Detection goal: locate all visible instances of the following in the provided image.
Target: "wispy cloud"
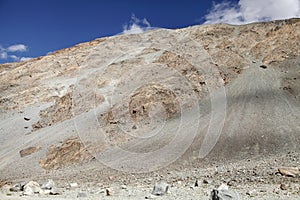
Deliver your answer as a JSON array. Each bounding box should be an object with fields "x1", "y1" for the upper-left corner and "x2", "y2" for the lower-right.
[
  {"x1": 204, "y1": 0, "x2": 300, "y2": 25},
  {"x1": 7, "y1": 44, "x2": 27, "y2": 52},
  {"x1": 9, "y1": 55, "x2": 19, "y2": 61},
  {"x1": 0, "y1": 52, "x2": 8, "y2": 59},
  {"x1": 0, "y1": 43, "x2": 32, "y2": 62},
  {"x1": 122, "y1": 14, "x2": 152, "y2": 34}
]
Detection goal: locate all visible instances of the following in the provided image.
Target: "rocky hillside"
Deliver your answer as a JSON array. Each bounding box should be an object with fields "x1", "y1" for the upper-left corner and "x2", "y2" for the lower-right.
[{"x1": 0, "y1": 18, "x2": 299, "y2": 185}]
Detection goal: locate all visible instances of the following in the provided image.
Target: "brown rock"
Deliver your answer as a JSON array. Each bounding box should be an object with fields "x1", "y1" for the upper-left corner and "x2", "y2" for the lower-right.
[
  {"x1": 0, "y1": 180, "x2": 8, "y2": 188},
  {"x1": 280, "y1": 183, "x2": 288, "y2": 190},
  {"x1": 19, "y1": 146, "x2": 42, "y2": 157},
  {"x1": 278, "y1": 167, "x2": 299, "y2": 177}
]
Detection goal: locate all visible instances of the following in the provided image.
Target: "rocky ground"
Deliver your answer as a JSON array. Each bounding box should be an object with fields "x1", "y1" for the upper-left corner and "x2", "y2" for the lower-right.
[{"x1": 1, "y1": 151, "x2": 299, "y2": 199}]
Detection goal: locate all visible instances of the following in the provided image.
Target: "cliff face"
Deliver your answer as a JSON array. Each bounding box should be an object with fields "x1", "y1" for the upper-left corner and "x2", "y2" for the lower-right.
[{"x1": 0, "y1": 19, "x2": 299, "y2": 178}]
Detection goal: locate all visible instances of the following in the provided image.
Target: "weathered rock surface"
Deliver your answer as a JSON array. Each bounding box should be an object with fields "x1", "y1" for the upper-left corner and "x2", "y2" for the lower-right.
[{"x1": 39, "y1": 137, "x2": 93, "y2": 170}]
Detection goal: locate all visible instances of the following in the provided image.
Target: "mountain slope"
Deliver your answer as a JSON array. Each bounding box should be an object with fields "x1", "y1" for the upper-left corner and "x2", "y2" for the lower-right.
[{"x1": 0, "y1": 19, "x2": 299, "y2": 183}]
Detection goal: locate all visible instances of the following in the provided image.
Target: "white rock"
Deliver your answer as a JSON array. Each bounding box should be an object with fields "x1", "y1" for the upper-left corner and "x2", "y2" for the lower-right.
[
  {"x1": 23, "y1": 181, "x2": 42, "y2": 196},
  {"x1": 41, "y1": 179, "x2": 55, "y2": 190},
  {"x1": 217, "y1": 183, "x2": 229, "y2": 191},
  {"x1": 70, "y1": 182, "x2": 78, "y2": 188},
  {"x1": 210, "y1": 184, "x2": 239, "y2": 200},
  {"x1": 152, "y1": 181, "x2": 169, "y2": 196},
  {"x1": 23, "y1": 186, "x2": 34, "y2": 196}
]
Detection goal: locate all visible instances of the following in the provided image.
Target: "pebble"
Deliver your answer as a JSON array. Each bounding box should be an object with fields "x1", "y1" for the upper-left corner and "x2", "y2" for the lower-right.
[
  {"x1": 246, "y1": 189, "x2": 257, "y2": 197},
  {"x1": 280, "y1": 183, "x2": 288, "y2": 190},
  {"x1": 194, "y1": 180, "x2": 199, "y2": 187},
  {"x1": 145, "y1": 194, "x2": 156, "y2": 199},
  {"x1": 203, "y1": 179, "x2": 213, "y2": 184}
]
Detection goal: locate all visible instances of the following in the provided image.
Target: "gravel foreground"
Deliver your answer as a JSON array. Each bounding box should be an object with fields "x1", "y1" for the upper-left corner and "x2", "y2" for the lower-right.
[{"x1": 1, "y1": 151, "x2": 299, "y2": 200}]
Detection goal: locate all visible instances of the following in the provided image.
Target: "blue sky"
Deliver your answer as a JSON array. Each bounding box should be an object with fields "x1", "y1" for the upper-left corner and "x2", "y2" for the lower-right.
[{"x1": 0, "y1": 0, "x2": 299, "y2": 63}]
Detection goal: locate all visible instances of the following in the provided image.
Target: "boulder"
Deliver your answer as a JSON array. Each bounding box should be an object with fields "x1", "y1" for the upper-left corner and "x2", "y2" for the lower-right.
[
  {"x1": 152, "y1": 181, "x2": 169, "y2": 196},
  {"x1": 41, "y1": 179, "x2": 55, "y2": 190},
  {"x1": 23, "y1": 181, "x2": 42, "y2": 196},
  {"x1": 210, "y1": 184, "x2": 239, "y2": 200}
]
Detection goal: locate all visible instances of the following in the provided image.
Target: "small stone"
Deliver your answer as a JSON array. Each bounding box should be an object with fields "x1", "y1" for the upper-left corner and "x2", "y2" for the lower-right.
[
  {"x1": 19, "y1": 146, "x2": 41, "y2": 157},
  {"x1": 145, "y1": 194, "x2": 156, "y2": 199},
  {"x1": 121, "y1": 185, "x2": 127, "y2": 189},
  {"x1": 194, "y1": 180, "x2": 199, "y2": 187},
  {"x1": 278, "y1": 167, "x2": 299, "y2": 177},
  {"x1": 246, "y1": 189, "x2": 257, "y2": 197},
  {"x1": 77, "y1": 192, "x2": 87, "y2": 198},
  {"x1": 280, "y1": 183, "x2": 288, "y2": 190},
  {"x1": 259, "y1": 65, "x2": 267, "y2": 69},
  {"x1": 49, "y1": 187, "x2": 61, "y2": 195},
  {"x1": 203, "y1": 179, "x2": 212, "y2": 184},
  {"x1": 41, "y1": 179, "x2": 55, "y2": 190},
  {"x1": 210, "y1": 184, "x2": 239, "y2": 200},
  {"x1": 106, "y1": 188, "x2": 112, "y2": 196},
  {"x1": 70, "y1": 182, "x2": 78, "y2": 188},
  {"x1": 152, "y1": 181, "x2": 169, "y2": 196},
  {"x1": 24, "y1": 117, "x2": 30, "y2": 121},
  {"x1": 227, "y1": 180, "x2": 236, "y2": 186}
]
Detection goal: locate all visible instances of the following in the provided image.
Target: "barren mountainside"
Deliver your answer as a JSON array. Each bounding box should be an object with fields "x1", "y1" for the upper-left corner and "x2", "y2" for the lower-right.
[{"x1": 0, "y1": 18, "x2": 299, "y2": 199}]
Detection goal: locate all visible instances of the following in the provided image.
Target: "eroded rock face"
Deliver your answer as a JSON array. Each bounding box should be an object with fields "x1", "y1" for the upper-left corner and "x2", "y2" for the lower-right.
[
  {"x1": 105, "y1": 84, "x2": 180, "y2": 124},
  {"x1": 39, "y1": 137, "x2": 93, "y2": 170},
  {"x1": 32, "y1": 93, "x2": 73, "y2": 130}
]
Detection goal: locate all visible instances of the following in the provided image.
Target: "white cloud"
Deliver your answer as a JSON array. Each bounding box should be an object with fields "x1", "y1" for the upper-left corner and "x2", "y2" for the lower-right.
[
  {"x1": 122, "y1": 14, "x2": 152, "y2": 34},
  {"x1": 0, "y1": 43, "x2": 33, "y2": 62},
  {"x1": 0, "y1": 52, "x2": 7, "y2": 59},
  {"x1": 9, "y1": 55, "x2": 19, "y2": 61},
  {"x1": 7, "y1": 44, "x2": 27, "y2": 52},
  {"x1": 20, "y1": 57, "x2": 33, "y2": 62},
  {"x1": 204, "y1": 0, "x2": 300, "y2": 24}
]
